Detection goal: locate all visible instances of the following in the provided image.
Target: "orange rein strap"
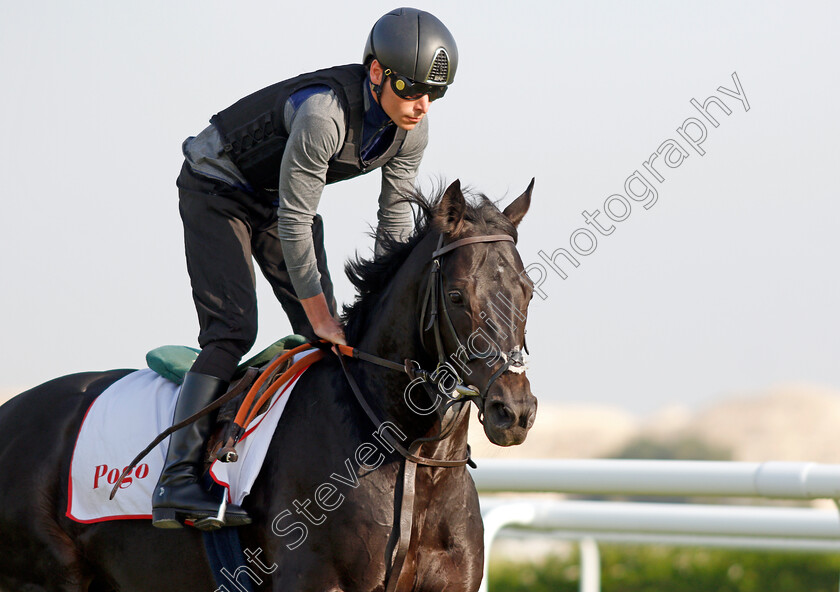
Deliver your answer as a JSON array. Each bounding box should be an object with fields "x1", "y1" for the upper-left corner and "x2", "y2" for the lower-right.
[
  {"x1": 232, "y1": 342, "x2": 400, "y2": 436},
  {"x1": 241, "y1": 350, "x2": 324, "y2": 428},
  {"x1": 215, "y1": 343, "x2": 324, "y2": 463},
  {"x1": 233, "y1": 343, "x2": 323, "y2": 430}
]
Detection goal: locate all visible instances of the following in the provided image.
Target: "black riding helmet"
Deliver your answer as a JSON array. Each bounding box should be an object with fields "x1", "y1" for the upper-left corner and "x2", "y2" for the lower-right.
[{"x1": 363, "y1": 7, "x2": 458, "y2": 101}]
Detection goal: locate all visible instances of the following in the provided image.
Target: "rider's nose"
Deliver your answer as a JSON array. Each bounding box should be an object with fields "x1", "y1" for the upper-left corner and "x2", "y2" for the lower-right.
[{"x1": 415, "y1": 95, "x2": 431, "y2": 114}]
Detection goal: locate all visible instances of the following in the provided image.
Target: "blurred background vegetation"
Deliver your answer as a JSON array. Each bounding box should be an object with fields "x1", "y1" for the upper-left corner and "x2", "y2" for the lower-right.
[
  {"x1": 487, "y1": 434, "x2": 840, "y2": 590},
  {"x1": 608, "y1": 435, "x2": 732, "y2": 462},
  {"x1": 489, "y1": 546, "x2": 840, "y2": 592}
]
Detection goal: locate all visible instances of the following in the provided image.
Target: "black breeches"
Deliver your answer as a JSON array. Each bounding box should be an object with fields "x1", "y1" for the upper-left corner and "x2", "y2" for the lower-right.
[{"x1": 176, "y1": 162, "x2": 337, "y2": 380}]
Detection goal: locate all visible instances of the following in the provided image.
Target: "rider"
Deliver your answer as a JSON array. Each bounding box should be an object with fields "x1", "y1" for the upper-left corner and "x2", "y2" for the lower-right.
[{"x1": 152, "y1": 8, "x2": 458, "y2": 529}]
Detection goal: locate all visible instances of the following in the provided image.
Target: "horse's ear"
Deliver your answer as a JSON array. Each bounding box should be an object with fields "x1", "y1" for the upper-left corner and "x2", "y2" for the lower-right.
[
  {"x1": 434, "y1": 179, "x2": 467, "y2": 236},
  {"x1": 503, "y1": 178, "x2": 534, "y2": 228}
]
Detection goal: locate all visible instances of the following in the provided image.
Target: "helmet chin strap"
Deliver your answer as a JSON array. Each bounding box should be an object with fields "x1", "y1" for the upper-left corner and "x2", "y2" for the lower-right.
[
  {"x1": 372, "y1": 81, "x2": 383, "y2": 102},
  {"x1": 370, "y1": 73, "x2": 384, "y2": 102}
]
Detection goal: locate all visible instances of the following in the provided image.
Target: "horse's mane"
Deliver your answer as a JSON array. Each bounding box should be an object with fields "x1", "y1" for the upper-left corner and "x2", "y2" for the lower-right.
[{"x1": 342, "y1": 185, "x2": 517, "y2": 343}]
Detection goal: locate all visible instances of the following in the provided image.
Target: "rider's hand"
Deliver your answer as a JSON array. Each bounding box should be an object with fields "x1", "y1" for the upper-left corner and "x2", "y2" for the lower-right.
[
  {"x1": 313, "y1": 316, "x2": 347, "y2": 346},
  {"x1": 300, "y1": 293, "x2": 347, "y2": 346}
]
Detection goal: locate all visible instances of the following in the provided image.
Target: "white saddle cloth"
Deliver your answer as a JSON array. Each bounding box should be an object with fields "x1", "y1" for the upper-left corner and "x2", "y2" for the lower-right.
[{"x1": 67, "y1": 354, "x2": 311, "y2": 523}]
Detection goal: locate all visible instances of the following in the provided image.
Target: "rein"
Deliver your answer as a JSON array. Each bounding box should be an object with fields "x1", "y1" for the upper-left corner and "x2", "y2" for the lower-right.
[
  {"x1": 331, "y1": 231, "x2": 525, "y2": 592},
  {"x1": 331, "y1": 231, "x2": 524, "y2": 465},
  {"x1": 107, "y1": 367, "x2": 259, "y2": 501},
  {"x1": 332, "y1": 346, "x2": 472, "y2": 468},
  {"x1": 111, "y1": 231, "x2": 525, "y2": 592},
  {"x1": 109, "y1": 343, "x2": 324, "y2": 500}
]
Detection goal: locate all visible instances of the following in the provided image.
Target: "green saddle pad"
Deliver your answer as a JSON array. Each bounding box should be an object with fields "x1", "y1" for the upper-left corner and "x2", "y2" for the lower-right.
[{"x1": 146, "y1": 335, "x2": 309, "y2": 385}]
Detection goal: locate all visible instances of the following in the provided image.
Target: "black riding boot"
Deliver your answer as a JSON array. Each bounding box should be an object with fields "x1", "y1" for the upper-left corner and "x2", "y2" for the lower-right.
[{"x1": 152, "y1": 372, "x2": 251, "y2": 530}]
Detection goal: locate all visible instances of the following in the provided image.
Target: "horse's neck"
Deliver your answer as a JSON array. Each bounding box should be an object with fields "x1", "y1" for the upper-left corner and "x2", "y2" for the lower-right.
[
  {"x1": 352, "y1": 233, "x2": 446, "y2": 442},
  {"x1": 416, "y1": 403, "x2": 472, "y2": 463},
  {"x1": 357, "y1": 232, "x2": 434, "y2": 364}
]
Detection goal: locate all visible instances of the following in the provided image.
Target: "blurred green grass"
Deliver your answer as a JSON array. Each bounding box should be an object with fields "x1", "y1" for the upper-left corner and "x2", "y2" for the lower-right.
[{"x1": 489, "y1": 546, "x2": 840, "y2": 592}]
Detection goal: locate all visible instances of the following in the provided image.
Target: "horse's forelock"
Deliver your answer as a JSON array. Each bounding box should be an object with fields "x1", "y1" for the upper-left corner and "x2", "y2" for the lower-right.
[
  {"x1": 465, "y1": 195, "x2": 519, "y2": 242},
  {"x1": 342, "y1": 186, "x2": 515, "y2": 342}
]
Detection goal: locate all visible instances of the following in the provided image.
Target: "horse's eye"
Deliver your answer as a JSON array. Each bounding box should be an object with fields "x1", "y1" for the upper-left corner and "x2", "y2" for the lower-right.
[{"x1": 448, "y1": 291, "x2": 464, "y2": 305}]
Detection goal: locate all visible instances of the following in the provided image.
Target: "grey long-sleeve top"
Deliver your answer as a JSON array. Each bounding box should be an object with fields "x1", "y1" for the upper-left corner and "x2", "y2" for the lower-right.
[{"x1": 183, "y1": 85, "x2": 428, "y2": 299}]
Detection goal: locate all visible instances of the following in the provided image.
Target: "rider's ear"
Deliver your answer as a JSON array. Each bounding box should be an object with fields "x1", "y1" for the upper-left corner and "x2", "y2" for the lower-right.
[
  {"x1": 502, "y1": 178, "x2": 534, "y2": 228},
  {"x1": 369, "y1": 59, "x2": 384, "y2": 85},
  {"x1": 434, "y1": 179, "x2": 467, "y2": 236}
]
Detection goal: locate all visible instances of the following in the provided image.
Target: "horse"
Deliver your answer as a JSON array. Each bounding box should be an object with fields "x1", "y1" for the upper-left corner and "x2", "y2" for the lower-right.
[{"x1": 0, "y1": 179, "x2": 537, "y2": 592}]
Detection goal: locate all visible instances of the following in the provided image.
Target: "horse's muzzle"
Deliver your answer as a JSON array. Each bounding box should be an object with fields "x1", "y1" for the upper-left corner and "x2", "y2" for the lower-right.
[{"x1": 481, "y1": 375, "x2": 537, "y2": 446}]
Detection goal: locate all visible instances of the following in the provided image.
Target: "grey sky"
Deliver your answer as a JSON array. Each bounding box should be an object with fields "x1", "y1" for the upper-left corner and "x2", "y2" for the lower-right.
[{"x1": 1, "y1": 1, "x2": 837, "y2": 414}]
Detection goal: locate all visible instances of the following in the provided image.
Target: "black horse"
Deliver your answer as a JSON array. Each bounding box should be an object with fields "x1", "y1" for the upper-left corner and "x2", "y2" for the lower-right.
[{"x1": 0, "y1": 180, "x2": 537, "y2": 591}]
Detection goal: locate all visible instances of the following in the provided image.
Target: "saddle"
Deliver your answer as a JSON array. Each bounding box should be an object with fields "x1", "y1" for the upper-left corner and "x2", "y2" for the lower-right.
[
  {"x1": 145, "y1": 335, "x2": 308, "y2": 386},
  {"x1": 110, "y1": 335, "x2": 315, "y2": 494}
]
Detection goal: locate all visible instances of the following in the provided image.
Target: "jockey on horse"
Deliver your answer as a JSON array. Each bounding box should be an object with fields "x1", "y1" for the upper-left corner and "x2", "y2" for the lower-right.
[{"x1": 155, "y1": 8, "x2": 459, "y2": 529}]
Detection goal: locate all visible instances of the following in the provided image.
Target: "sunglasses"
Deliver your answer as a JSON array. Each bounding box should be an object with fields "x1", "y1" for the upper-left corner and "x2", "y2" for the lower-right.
[{"x1": 383, "y1": 68, "x2": 448, "y2": 101}]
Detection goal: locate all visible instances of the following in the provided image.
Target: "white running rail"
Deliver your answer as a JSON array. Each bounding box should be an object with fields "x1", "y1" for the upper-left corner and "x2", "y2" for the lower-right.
[
  {"x1": 470, "y1": 460, "x2": 840, "y2": 592},
  {"x1": 471, "y1": 459, "x2": 840, "y2": 499}
]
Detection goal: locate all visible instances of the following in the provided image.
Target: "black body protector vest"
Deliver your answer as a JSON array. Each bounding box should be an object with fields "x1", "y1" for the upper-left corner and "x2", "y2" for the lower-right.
[{"x1": 210, "y1": 64, "x2": 407, "y2": 194}]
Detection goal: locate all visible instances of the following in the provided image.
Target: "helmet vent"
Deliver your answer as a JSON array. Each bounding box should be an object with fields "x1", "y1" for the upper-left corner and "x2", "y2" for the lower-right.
[{"x1": 426, "y1": 48, "x2": 450, "y2": 84}]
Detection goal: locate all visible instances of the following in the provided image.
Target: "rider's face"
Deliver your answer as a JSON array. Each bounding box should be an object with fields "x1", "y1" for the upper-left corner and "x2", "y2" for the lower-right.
[{"x1": 369, "y1": 60, "x2": 432, "y2": 131}]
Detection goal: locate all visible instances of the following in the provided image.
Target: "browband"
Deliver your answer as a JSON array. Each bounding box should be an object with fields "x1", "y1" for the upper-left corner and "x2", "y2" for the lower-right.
[{"x1": 431, "y1": 234, "x2": 514, "y2": 259}]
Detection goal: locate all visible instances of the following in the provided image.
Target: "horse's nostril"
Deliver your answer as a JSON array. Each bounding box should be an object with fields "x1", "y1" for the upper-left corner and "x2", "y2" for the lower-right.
[
  {"x1": 488, "y1": 400, "x2": 515, "y2": 429},
  {"x1": 518, "y1": 407, "x2": 534, "y2": 429}
]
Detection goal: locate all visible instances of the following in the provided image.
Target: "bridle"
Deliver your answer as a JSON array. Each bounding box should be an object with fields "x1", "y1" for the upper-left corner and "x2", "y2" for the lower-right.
[
  {"x1": 335, "y1": 230, "x2": 528, "y2": 458},
  {"x1": 332, "y1": 230, "x2": 529, "y2": 592},
  {"x1": 417, "y1": 233, "x2": 527, "y2": 420},
  {"x1": 113, "y1": 230, "x2": 530, "y2": 590}
]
